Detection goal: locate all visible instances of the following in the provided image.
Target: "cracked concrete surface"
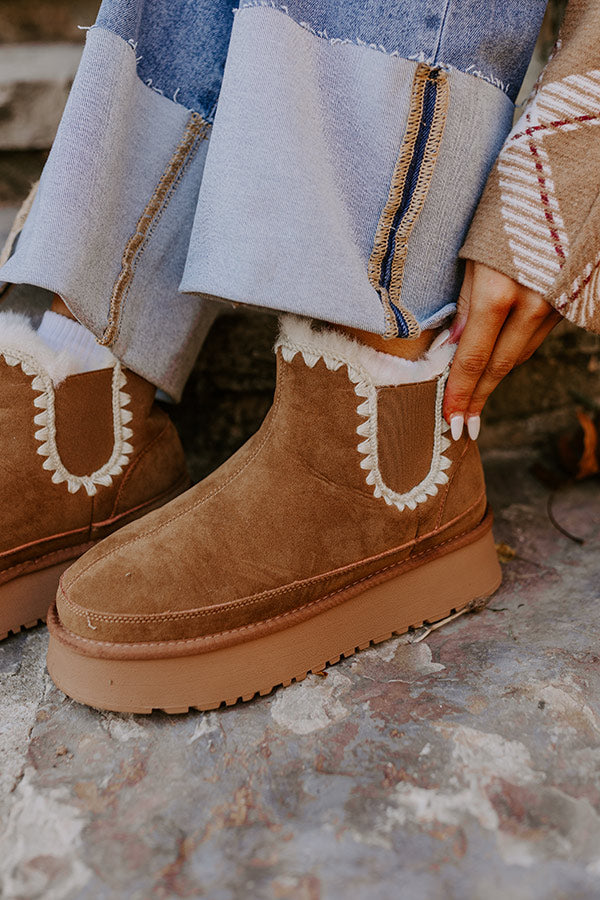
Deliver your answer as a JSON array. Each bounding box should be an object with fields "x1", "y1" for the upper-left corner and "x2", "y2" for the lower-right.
[{"x1": 1, "y1": 447, "x2": 600, "y2": 899}]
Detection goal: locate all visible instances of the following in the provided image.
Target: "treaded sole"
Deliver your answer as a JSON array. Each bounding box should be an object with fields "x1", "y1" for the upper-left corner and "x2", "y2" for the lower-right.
[
  {"x1": 0, "y1": 561, "x2": 73, "y2": 641},
  {"x1": 46, "y1": 522, "x2": 502, "y2": 714}
]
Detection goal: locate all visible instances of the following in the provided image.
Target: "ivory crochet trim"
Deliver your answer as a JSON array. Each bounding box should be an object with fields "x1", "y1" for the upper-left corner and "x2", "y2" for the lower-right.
[
  {"x1": 276, "y1": 316, "x2": 453, "y2": 512},
  {"x1": 0, "y1": 316, "x2": 133, "y2": 497}
]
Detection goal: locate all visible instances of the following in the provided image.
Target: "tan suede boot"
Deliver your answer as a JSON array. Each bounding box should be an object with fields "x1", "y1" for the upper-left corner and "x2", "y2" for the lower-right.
[
  {"x1": 0, "y1": 312, "x2": 190, "y2": 639},
  {"x1": 47, "y1": 316, "x2": 501, "y2": 713}
]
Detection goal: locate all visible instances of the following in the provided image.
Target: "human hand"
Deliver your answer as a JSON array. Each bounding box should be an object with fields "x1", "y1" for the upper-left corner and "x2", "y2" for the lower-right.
[{"x1": 443, "y1": 260, "x2": 562, "y2": 440}]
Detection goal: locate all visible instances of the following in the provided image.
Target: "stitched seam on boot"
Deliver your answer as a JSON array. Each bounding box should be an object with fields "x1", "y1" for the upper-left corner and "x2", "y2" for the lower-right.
[
  {"x1": 2, "y1": 543, "x2": 96, "y2": 584},
  {"x1": 108, "y1": 421, "x2": 171, "y2": 518},
  {"x1": 60, "y1": 489, "x2": 486, "y2": 626},
  {"x1": 62, "y1": 361, "x2": 287, "y2": 590},
  {"x1": 368, "y1": 63, "x2": 450, "y2": 338},
  {"x1": 58, "y1": 500, "x2": 489, "y2": 638},
  {"x1": 433, "y1": 438, "x2": 471, "y2": 531},
  {"x1": 93, "y1": 472, "x2": 190, "y2": 530},
  {"x1": 1, "y1": 530, "x2": 91, "y2": 567},
  {"x1": 99, "y1": 112, "x2": 210, "y2": 347}
]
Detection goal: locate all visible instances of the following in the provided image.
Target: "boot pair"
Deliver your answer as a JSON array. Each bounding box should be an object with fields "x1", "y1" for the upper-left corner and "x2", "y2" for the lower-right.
[{"x1": 1, "y1": 312, "x2": 500, "y2": 712}]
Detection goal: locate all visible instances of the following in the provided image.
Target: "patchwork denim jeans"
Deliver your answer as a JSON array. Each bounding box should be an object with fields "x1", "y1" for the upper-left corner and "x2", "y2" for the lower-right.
[{"x1": 0, "y1": 0, "x2": 548, "y2": 398}]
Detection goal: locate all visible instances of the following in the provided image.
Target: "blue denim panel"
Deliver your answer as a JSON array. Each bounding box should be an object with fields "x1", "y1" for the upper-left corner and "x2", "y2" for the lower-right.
[
  {"x1": 401, "y1": 67, "x2": 515, "y2": 331},
  {"x1": 95, "y1": 0, "x2": 235, "y2": 118},
  {"x1": 435, "y1": 0, "x2": 549, "y2": 98},
  {"x1": 239, "y1": 0, "x2": 548, "y2": 101}
]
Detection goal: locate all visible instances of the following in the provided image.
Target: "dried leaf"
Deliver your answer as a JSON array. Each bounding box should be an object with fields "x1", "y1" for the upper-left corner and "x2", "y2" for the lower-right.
[
  {"x1": 496, "y1": 542, "x2": 516, "y2": 564},
  {"x1": 496, "y1": 542, "x2": 516, "y2": 563},
  {"x1": 575, "y1": 409, "x2": 599, "y2": 480}
]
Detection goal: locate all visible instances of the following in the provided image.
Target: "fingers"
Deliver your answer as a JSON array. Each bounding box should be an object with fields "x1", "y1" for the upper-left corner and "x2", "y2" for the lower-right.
[
  {"x1": 443, "y1": 262, "x2": 561, "y2": 438},
  {"x1": 515, "y1": 309, "x2": 562, "y2": 365},
  {"x1": 465, "y1": 303, "x2": 554, "y2": 415},
  {"x1": 443, "y1": 265, "x2": 513, "y2": 421},
  {"x1": 450, "y1": 260, "x2": 474, "y2": 343}
]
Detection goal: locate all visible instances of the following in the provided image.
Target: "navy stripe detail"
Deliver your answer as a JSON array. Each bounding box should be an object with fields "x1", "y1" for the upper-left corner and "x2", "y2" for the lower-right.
[
  {"x1": 378, "y1": 69, "x2": 442, "y2": 336},
  {"x1": 390, "y1": 302, "x2": 411, "y2": 337},
  {"x1": 379, "y1": 70, "x2": 440, "y2": 292}
]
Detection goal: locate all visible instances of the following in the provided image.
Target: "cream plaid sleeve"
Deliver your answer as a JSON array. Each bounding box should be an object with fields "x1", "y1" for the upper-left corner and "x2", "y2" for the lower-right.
[{"x1": 460, "y1": 0, "x2": 600, "y2": 333}]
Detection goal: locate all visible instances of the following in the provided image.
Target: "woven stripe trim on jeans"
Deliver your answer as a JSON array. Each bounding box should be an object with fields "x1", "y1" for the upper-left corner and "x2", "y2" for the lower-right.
[
  {"x1": 99, "y1": 111, "x2": 211, "y2": 347},
  {"x1": 368, "y1": 63, "x2": 450, "y2": 339}
]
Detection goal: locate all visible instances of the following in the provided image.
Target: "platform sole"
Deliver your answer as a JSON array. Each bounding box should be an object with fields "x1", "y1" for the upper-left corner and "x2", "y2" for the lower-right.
[
  {"x1": 0, "y1": 560, "x2": 76, "y2": 640},
  {"x1": 46, "y1": 521, "x2": 502, "y2": 714}
]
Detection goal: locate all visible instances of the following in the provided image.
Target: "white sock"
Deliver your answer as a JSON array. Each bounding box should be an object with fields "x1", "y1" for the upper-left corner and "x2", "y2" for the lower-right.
[{"x1": 37, "y1": 311, "x2": 114, "y2": 374}]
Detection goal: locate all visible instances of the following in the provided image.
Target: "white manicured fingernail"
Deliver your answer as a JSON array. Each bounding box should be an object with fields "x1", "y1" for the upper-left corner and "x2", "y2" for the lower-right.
[
  {"x1": 467, "y1": 415, "x2": 481, "y2": 441},
  {"x1": 450, "y1": 415, "x2": 464, "y2": 441},
  {"x1": 429, "y1": 329, "x2": 451, "y2": 352}
]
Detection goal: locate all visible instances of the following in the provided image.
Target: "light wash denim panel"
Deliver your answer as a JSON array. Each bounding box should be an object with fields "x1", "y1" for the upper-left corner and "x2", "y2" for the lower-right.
[
  {"x1": 0, "y1": 27, "x2": 221, "y2": 399},
  {"x1": 0, "y1": 0, "x2": 548, "y2": 398},
  {"x1": 181, "y1": 6, "x2": 518, "y2": 337}
]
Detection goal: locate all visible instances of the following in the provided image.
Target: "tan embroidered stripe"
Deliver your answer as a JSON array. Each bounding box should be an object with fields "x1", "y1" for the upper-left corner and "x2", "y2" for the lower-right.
[
  {"x1": 368, "y1": 63, "x2": 450, "y2": 339},
  {"x1": 99, "y1": 112, "x2": 211, "y2": 347},
  {"x1": 389, "y1": 68, "x2": 449, "y2": 310}
]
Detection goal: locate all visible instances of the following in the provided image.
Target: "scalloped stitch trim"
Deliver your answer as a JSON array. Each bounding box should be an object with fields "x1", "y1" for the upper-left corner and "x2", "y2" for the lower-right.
[
  {"x1": 276, "y1": 327, "x2": 452, "y2": 513},
  {"x1": 0, "y1": 347, "x2": 133, "y2": 497}
]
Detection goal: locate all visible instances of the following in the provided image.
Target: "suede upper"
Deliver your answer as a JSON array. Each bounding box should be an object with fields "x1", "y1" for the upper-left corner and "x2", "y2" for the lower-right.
[
  {"x1": 57, "y1": 327, "x2": 487, "y2": 647},
  {"x1": 0, "y1": 352, "x2": 189, "y2": 584}
]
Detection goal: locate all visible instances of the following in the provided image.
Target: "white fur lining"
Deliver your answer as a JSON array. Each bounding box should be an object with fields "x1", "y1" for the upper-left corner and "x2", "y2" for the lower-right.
[
  {"x1": 0, "y1": 311, "x2": 133, "y2": 496},
  {"x1": 0, "y1": 311, "x2": 112, "y2": 386},
  {"x1": 275, "y1": 316, "x2": 453, "y2": 513},
  {"x1": 276, "y1": 315, "x2": 455, "y2": 385}
]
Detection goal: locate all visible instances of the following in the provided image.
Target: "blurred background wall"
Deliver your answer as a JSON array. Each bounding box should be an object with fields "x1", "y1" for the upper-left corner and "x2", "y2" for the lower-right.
[
  {"x1": 0, "y1": 0, "x2": 596, "y2": 478},
  {"x1": 0, "y1": 1, "x2": 99, "y2": 208}
]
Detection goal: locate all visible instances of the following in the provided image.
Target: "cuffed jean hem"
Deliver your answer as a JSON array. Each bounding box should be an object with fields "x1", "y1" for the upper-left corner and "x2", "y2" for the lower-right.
[
  {"x1": 0, "y1": 1, "x2": 539, "y2": 398},
  {"x1": 0, "y1": 27, "x2": 221, "y2": 401},
  {"x1": 180, "y1": 6, "x2": 514, "y2": 340}
]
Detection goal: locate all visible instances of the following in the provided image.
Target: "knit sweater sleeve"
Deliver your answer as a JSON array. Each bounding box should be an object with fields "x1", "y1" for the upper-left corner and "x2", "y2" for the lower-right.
[{"x1": 460, "y1": 0, "x2": 600, "y2": 333}]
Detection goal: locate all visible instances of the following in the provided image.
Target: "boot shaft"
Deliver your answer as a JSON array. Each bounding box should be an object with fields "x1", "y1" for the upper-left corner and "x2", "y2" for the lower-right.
[
  {"x1": 274, "y1": 316, "x2": 486, "y2": 529},
  {"x1": 0, "y1": 312, "x2": 188, "y2": 569}
]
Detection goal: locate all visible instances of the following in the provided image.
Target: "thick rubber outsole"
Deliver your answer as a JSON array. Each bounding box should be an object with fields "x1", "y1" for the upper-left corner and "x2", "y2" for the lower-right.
[
  {"x1": 0, "y1": 560, "x2": 75, "y2": 641},
  {"x1": 46, "y1": 521, "x2": 502, "y2": 714}
]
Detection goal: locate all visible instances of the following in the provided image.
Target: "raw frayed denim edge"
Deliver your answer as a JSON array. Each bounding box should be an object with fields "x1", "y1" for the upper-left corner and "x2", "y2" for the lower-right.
[{"x1": 234, "y1": 2, "x2": 513, "y2": 97}]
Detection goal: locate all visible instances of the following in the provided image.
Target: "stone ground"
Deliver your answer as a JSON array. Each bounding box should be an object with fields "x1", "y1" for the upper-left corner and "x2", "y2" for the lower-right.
[{"x1": 1, "y1": 429, "x2": 600, "y2": 900}]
